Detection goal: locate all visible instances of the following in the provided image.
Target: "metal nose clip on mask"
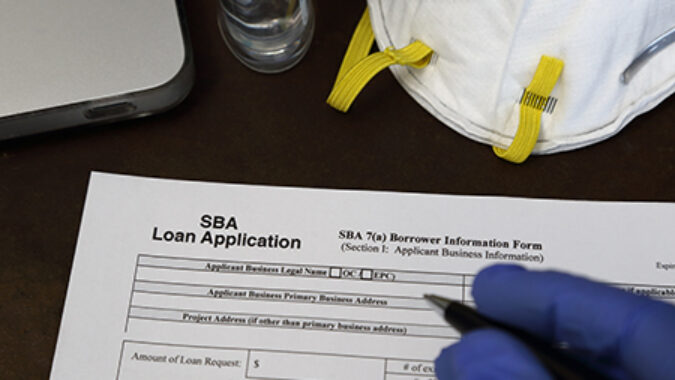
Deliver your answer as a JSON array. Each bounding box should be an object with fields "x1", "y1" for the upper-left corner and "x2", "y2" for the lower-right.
[
  {"x1": 622, "y1": 26, "x2": 675, "y2": 84},
  {"x1": 328, "y1": 1, "x2": 675, "y2": 163}
]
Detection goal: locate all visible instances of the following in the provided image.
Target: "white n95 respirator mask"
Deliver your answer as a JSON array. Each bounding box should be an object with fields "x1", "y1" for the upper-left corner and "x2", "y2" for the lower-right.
[{"x1": 327, "y1": 1, "x2": 675, "y2": 163}]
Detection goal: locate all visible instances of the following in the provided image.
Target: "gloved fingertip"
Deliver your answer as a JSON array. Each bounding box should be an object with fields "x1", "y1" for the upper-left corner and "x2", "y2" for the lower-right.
[
  {"x1": 473, "y1": 264, "x2": 526, "y2": 302},
  {"x1": 477, "y1": 264, "x2": 526, "y2": 280},
  {"x1": 434, "y1": 345, "x2": 456, "y2": 380}
]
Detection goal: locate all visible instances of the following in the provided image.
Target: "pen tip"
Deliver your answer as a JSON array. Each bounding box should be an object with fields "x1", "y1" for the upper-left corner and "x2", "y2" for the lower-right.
[{"x1": 424, "y1": 294, "x2": 451, "y2": 310}]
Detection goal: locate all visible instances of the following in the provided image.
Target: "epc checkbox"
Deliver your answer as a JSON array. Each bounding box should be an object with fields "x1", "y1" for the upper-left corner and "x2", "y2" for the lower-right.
[{"x1": 361, "y1": 269, "x2": 373, "y2": 280}]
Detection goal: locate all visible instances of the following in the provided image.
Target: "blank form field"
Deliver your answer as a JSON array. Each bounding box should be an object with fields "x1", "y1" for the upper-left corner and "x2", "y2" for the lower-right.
[{"x1": 247, "y1": 351, "x2": 384, "y2": 380}]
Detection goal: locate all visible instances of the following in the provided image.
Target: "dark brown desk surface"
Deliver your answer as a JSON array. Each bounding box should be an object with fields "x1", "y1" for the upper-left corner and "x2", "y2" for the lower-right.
[{"x1": 0, "y1": 1, "x2": 673, "y2": 378}]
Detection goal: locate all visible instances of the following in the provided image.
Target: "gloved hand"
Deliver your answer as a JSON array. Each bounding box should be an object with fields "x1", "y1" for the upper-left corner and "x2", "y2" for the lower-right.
[{"x1": 435, "y1": 264, "x2": 675, "y2": 380}]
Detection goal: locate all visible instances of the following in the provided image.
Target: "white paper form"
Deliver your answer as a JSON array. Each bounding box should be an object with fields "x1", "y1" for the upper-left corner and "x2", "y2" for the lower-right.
[{"x1": 50, "y1": 172, "x2": 675, "y2": 380}]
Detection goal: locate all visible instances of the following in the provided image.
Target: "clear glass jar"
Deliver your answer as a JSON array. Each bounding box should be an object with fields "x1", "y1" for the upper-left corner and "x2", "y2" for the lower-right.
[{"x1": 218, "y1": 0, "x2": 315, "y2": 73}]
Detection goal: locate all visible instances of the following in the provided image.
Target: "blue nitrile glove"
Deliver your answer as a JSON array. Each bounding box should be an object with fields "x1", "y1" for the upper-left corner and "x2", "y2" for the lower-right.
[{"x1": 435, "y1": 264, "x2": 675, "y2": 380}]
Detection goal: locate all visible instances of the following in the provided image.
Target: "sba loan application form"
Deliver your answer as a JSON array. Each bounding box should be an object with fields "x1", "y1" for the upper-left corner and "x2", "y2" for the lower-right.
[{"x1": 50, "y1": 173, "x2": 675, "y2": 380}]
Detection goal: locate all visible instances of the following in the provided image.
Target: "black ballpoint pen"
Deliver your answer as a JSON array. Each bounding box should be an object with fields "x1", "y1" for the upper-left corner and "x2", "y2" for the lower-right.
[{"x1": 424, "y1": 294, "x2": 613, "y2": 380}]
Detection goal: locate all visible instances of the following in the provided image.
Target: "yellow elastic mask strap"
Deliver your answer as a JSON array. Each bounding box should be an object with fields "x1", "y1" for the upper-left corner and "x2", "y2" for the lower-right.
[
  {"x1": 493, "y1": 56, "x2": 564, "y2": 164},
  {"x1": 327, "y1": 9, "x2": 434, "y2": 113}
]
